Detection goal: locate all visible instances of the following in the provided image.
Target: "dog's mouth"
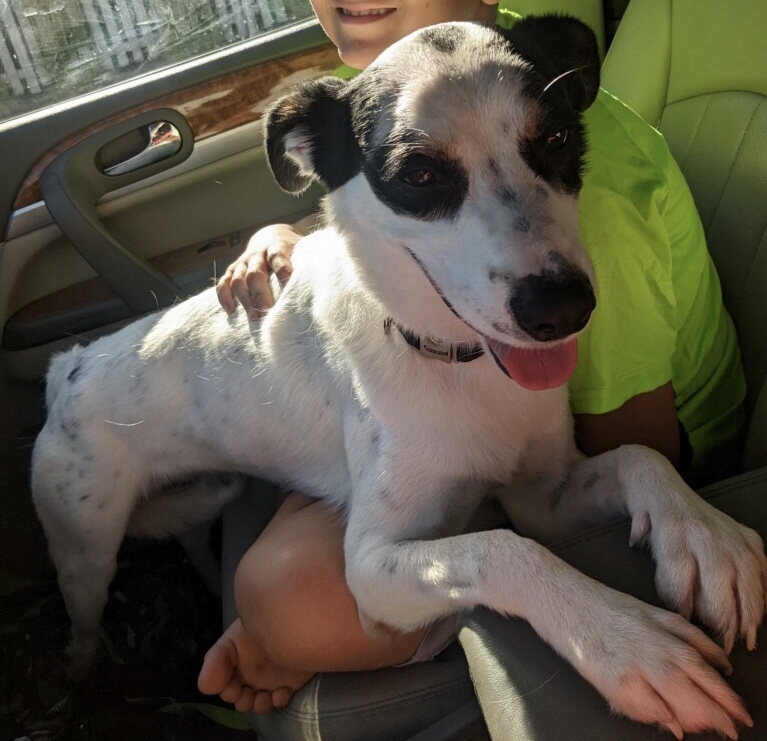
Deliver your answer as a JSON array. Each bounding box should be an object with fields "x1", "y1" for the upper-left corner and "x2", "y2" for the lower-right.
[
  {"x1": 401, "y1": 246, "x2": 580, "y2": 391},
  {"x1": 484, "y1": 336, "x2": 578, "y2": 391}
]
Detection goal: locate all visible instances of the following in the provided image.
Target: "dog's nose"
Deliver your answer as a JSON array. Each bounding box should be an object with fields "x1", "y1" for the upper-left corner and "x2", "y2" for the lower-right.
[{"x1": 510, "y1": 272, "x2": 596, "y2": 342}]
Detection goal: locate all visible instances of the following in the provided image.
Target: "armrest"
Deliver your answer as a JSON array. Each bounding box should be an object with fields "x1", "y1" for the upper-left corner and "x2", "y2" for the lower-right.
[{"x1": 458, "y1": 468, "x2": 767, "y2": 740}]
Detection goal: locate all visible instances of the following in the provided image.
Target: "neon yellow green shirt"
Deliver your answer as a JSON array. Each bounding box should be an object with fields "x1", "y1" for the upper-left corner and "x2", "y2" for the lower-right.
[{"x1": 337, "y1": 8, "x2": 746, "y2": 478}]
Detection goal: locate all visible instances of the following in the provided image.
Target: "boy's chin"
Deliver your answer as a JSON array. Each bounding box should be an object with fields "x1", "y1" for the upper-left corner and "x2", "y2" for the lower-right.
[{"x1": 338, "y1": 44, "x2": 385, "y2": 70}]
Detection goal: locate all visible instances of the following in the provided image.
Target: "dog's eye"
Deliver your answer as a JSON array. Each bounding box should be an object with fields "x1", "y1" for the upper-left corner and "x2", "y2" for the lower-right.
[
  {"x1": 403, "y1": 168, "x2": 437, "y2": 187},
  {"x1": 544, "y1": 127, "x2": 569, "y2": 150}
]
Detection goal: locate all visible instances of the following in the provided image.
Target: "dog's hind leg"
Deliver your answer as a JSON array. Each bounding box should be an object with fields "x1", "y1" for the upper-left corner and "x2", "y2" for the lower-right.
[
  {"x1": 31, "y1": 426, "x2": 147, "y2": 674},
  {"x1": 128, "y1": 473, "x2": 246, "y2": 595}
]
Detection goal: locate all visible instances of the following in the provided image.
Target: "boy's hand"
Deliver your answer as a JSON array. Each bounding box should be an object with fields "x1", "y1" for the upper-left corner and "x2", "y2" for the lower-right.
[{"x1": 217, "y1": 224, "x2": 301, "y2": 319}]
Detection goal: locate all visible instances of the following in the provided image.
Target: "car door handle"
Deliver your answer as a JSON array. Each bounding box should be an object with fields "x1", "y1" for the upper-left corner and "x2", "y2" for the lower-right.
[
  {"x1": 41, "y1": 109, "x2": 194, "y2": 315},
  {"x1": 103, "y1": 121, "x2": 183, "y2": 176}
]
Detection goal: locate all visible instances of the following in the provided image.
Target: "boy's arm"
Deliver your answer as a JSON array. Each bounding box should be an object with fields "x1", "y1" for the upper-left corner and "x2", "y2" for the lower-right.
[{"x1": 574, "y1": 381, "x2": 681, "y2": 468}]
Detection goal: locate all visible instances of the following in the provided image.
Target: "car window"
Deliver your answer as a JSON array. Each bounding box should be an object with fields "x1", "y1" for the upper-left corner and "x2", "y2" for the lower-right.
[{"x1": 0, "y1": 0, "x2": 314, "y2": 123}]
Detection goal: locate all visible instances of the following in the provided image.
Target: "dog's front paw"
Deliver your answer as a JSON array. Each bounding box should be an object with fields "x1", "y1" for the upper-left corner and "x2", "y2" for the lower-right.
[
  {"x1": 634, "y1": 502, "x2": 767, "y2": 653},
  {"x1": 577, "y1": 596, "x2": 751, "y2": 739}
]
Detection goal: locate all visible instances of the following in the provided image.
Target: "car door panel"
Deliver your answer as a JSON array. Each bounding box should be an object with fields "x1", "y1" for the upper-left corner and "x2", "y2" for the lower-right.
[{"x1": 0, "y1": 19, "x2": 336, "y2": 579}]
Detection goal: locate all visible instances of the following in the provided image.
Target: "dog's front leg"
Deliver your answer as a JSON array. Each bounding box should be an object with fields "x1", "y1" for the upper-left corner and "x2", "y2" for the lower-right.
[
  {"x1": 344, "y1": 477, "x2": 750, "y2": 738},
  {"x1": 502, "y1": 446, "x2": 767, "y2": 654}
]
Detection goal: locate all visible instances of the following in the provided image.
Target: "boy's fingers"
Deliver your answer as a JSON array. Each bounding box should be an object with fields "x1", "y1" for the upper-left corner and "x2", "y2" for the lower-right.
[
  {"x1": 270, "y1": 254, "x2": 294, "y2": 286},
  {"x1": 246, "y1": 268, "x2": 274, "y2": 314},
  {"x1": 267, "y1": 241, "x2": 297, "y2": 286},
  {"x1": 229, "y1": 261, "x2": 254, "y2": 312},
  {"x1": 215, "y1": 278, "x2": 236, "y2": 314}
]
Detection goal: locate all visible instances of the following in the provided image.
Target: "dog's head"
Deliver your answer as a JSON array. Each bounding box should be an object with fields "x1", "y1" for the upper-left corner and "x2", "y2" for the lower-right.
[{"x1": 265, "y1": 15, "x2": 600, "y2": 390}]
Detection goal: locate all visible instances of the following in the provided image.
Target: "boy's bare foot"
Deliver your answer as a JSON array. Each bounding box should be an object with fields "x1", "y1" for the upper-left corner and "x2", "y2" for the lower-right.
[{"x1": 198, "y1": 618, "x2": 314, "y2": 714}]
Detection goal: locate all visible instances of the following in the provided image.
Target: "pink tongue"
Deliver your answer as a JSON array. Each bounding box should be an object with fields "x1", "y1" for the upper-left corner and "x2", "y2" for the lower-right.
[{"x1": 487, "y1": 338, "x2": 578, "y2": 391}]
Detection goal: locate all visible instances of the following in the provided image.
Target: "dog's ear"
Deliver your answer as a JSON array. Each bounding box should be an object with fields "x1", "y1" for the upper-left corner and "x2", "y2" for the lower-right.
[
  {"x1": 264, "y1": 76, "x2": 360, "y2": 194},
  {"x1": 501, "y1": 15, "x2": 600, "y2": 112}
]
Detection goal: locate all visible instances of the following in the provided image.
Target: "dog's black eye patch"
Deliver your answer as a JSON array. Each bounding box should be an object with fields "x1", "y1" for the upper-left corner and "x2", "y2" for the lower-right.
[
  {"x1": 520, "y1": 118, "x2": 586, "y2": 193},
  {"x1": 365, "y1": 149, "x2": 469, "y2": 221}
]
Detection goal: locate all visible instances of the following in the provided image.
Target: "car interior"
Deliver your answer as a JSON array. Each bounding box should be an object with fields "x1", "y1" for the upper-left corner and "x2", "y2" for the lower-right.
[{"x1": 1, "y1": 0, "x2": 765, "y2": 738}]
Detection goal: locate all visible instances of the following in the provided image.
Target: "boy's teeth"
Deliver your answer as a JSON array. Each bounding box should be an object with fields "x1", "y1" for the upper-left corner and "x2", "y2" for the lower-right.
[{"x1": 342, "y1": 8, "x2": 390, "y2": 16}]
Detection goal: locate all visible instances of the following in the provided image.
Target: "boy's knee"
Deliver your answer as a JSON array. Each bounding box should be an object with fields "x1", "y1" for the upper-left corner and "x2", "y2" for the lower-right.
[{"x1": 233, "y1": 534, "x2": 341, "y2": 659}]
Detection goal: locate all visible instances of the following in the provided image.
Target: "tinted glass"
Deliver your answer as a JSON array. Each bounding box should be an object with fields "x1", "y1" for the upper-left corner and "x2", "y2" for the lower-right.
[{"x1": 0, "y1": 0, "x2": 314, "y2": 123}]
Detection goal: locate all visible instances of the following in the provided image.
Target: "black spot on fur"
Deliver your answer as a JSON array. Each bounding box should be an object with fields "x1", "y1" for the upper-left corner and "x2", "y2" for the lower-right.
[
  {"x1": 419, "y1": 25, "x2": 460, "y2": 54},
  {"x1": 487, "y1": 158, "x2": 500, "y2": 177},
  {"x1": 489, "y1": 270, "x2": 511, "y2": 283},
  {"x1": 513, "y1": 214, "x2": 531, "y2": 232},
  {"x1": 67, "y1": 358, "x2": 83, "y2": 383},
  {"x1": 79, "y1": 494, "x2": 89, "y2": 502},
  {"x1": 383, "y1": 555, "x2": 398, "y2": 575},
  {"x1": 499, "y1": 187, "x2": 519, "y2": 207},
  {"x1": 60, "y1": 418, "x2": 79, "y2": 443}
]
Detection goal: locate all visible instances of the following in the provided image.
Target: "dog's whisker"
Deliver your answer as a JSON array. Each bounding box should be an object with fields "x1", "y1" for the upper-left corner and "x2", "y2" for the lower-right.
[
  {"x1": 103, "y1": 419, "x2": 145, "y2": 427},
  {"x1": 538, "y1": 64, "x2": 595, "y2": 101}
]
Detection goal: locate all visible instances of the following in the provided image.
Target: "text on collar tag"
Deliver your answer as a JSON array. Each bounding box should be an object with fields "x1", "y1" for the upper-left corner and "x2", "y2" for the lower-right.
[{"x1": 419, "y1": 336, "x2": 453, "y2": 363}]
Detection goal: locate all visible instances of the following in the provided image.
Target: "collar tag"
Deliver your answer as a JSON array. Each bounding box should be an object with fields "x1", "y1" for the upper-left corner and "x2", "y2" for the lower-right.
[{"x1": 419, "y1": 336, "x2": 453, "y2": 363}]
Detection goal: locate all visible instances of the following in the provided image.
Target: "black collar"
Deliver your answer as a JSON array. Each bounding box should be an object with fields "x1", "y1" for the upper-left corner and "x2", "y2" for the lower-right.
[{"x1": 384, "y1": 318, "x2": 484, "y2": 364}]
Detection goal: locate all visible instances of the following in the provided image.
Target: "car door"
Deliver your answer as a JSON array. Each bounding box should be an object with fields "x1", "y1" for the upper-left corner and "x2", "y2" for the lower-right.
[{"x1": 0, "y1": 0, "x2": 339, "y2": 582}]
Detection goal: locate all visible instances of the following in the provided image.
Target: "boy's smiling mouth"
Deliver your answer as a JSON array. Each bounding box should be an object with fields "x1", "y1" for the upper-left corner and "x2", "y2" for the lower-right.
[{"x1": 338, "y1": 6, "x2": 396, "y2": 22}]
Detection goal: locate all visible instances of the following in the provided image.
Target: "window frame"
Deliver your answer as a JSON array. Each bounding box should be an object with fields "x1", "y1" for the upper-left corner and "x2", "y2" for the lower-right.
[{"x1": 0, "y1": 18, "x2": 329, "y2": 238}]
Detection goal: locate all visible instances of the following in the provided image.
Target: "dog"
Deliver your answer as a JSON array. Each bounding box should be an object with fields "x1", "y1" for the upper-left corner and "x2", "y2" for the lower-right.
[{"x1": 32, "y1": 16, "x2": 766, "y2": 737}]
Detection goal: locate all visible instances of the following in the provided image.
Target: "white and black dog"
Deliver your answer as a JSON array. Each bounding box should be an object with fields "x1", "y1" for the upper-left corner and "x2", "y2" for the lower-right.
[{"x1": 32, "y1": 16, "x2": 765, "y2": 737}]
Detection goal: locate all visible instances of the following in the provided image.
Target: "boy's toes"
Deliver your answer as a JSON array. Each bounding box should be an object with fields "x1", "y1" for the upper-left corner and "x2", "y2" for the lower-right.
[
  {"x1": 198, "y1": 638, "x2": 237, "y2": 695},
  {"x1": 220, "y1": 678, "x2": 244, "y2": 705},
  {"x1": 272, "y1": 686, "x2": 295, "y2": 708},
  {"x1": 234, "y1": 686, "x2": 256, "y2": 712},
  {"x1": 253, "y1": 690, "x2": 275, "y2": 714}
]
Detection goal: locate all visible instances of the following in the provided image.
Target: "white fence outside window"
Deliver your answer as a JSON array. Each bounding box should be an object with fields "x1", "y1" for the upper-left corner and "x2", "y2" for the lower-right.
[{"x1": 0, "y1": 0, "x2": 313, "y2": 122}]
